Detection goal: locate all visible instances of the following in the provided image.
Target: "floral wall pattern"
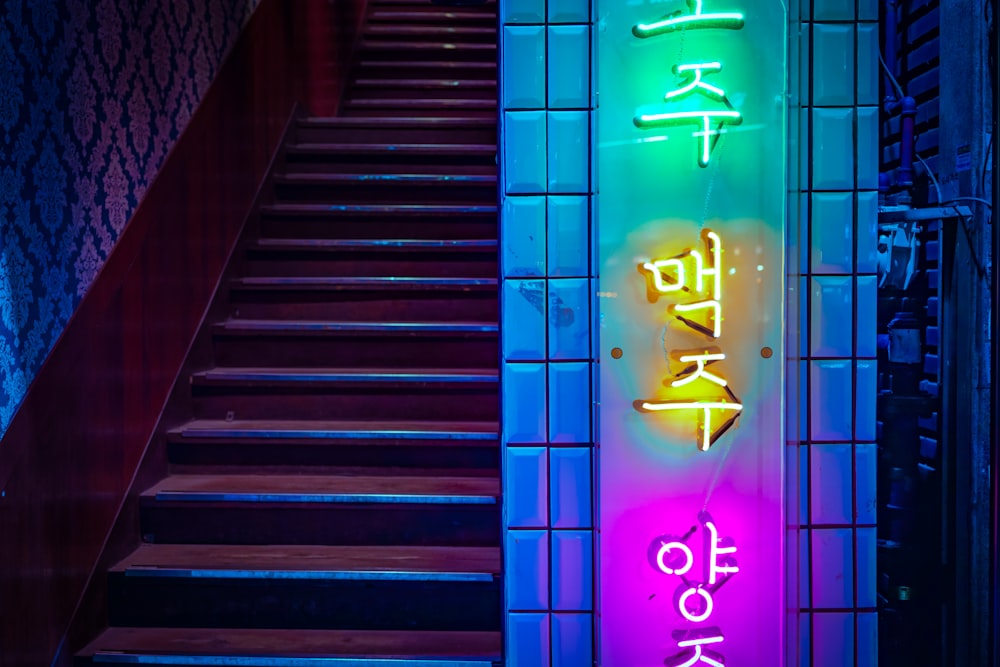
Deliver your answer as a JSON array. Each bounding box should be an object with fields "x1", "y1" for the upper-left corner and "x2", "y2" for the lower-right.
[{"x1": 0, "y1": 0, "x2": 259, "y2": 433}]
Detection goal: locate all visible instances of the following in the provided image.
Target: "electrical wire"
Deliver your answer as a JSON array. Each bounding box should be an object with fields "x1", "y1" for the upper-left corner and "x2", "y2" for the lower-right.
[
  {"x1": 916, "y1": 152, "x2": 944, "y2": 205},
  {"x1": 879, "y1": 49, "x2": 905, "y2": 100},
  {"x1": 944, "y1": 197, "x2": 994, "y2": 210}
]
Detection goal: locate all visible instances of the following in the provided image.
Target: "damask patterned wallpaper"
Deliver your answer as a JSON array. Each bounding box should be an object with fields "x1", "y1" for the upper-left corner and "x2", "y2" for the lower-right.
[{"x1": 0, "y1": 0, "x2": 259, "y2": 433}]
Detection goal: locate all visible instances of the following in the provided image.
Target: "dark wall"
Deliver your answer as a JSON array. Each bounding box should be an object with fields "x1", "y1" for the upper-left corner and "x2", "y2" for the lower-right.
[
  {"x1": 0, "y1": 0, "x2": 366, "y2": 664},
  {"x1": 0, "y1": 0, "x2": 261, "y2": 433}
]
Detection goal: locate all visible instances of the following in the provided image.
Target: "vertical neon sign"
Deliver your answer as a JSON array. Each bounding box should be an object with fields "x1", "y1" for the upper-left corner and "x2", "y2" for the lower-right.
[{"x1": 597, "y1": 0, "x2": 787, "y2": 664}]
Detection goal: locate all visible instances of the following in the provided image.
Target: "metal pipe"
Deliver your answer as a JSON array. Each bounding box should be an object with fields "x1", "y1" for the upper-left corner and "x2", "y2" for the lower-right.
[
  {"x1": 899, "y1": 96, "x2": 918, "y2": 192},
  {"x1": 885, "y1": 0, "x2": 900, "y2": 96},
  {"x1": 991, "y1": 0, "x2": 999, "y2": 661}
]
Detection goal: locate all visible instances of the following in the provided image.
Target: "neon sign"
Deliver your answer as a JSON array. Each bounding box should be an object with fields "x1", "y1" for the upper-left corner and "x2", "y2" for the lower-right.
[
  {"x1": 634, "y1": 231, "x2": 744, "y2": 451},
  {"x1": 597, "y1": 0, "x2": 787, "y2": 662},
  {"x1": 650, "y1": 512, "x2": 739, "y2": 664},
  {"x1": 632, "y1": 2, "x2": 745, "y2": 167}
]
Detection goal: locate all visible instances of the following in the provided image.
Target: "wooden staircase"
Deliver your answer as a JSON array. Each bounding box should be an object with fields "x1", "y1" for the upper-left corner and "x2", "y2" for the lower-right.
[{"x1": 77, "y1": 0, "x2": 501, "y2": 664}]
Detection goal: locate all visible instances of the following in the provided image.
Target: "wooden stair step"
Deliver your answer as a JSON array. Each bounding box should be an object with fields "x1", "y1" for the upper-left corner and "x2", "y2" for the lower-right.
[
  {"x1": 300, "y1": 115, "x2": 495, "y2": 128},
  {"x1": 287, "y1": 142, "x2": 495, "y2": 155},
  {"x1": 353, "y1": 78, "x2": 495, "y2": 89},
  {"x1": 366, "y1": 25, "x2": 495, "y2": 37},
  {"x1": 166, "y1": 419, "x2": 499, "y2": 472},
  {"x1": 143, "y1": 473, "x2": 499, "y2": 502},
  {"x1": 190, "y1": 367, "x2": 499, "y2": 387},
  {"x1": 273, "y1": 173, "x2": 496, "y2": 186},
  {"x1": 371, "y1": 10, "x2": 496, "y2": 22},
  {"x1": 345, "y1": 98, "x2": 496, "y2": 109},
  {"x1": 213, "y1": 319, "x2": 498, "y2": 335},
  {"x1": 114, "y1": 543, "x2": 499, "y2": 577},
  {"x1": 358, "y1": 59, "x2": 496, "y2": 70},
  {"x1": 260, "y1": 203, "x2": 497, "y2": 218},
  {"x1": 79, "y1": 627, "x2": 501, "y2": 665},
  {"x1": 169, "y1": 419, "x2": 499, "y2": 442},
  {"x1": 231, "y1": 276, "x2": 497, "y2": 291}
]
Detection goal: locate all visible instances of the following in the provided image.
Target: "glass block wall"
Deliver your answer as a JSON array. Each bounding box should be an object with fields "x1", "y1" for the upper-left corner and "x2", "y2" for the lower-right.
[
  {"x1": 498, "y1": 0, "x2": 878, "y2": 664},
  {"x1": 499, "y1": 0, "x2": 596, "y2": 664}
]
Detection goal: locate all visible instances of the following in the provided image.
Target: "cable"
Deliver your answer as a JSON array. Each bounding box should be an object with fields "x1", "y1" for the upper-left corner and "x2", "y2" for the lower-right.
[
  {"x1": 944, "y1": 197, "x2": 994, "y2": 210},
  {"x1": 916, "y1": 152, "x2": 944, "y2": 205},
  {"x1": 879, "y1": 49, "x2": 906, "y2": 100}
]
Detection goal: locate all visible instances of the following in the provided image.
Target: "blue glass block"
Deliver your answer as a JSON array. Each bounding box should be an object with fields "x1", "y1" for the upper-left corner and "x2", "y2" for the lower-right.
[
  {"x1": 856, "y1": 360, "x2": 877, "y2": 441},
  {"x1": 810, "y1": 192, "x2": 854, "y2": 274},
  {"x1": 506, "y1": 530, "x2": 549, "y2": 610},
  {"x1": 811, "y1": 529, "x2": 853, "y2": 608},
  {"x1": 857, "y1": 24, "x2": 879, "y2": 106},
  {"x1": 508, "y1": 613, "x2": 551, "y2": 667},
  {"x1": 547, "y1": 26, "x2": 590, "y2": 109},
  {"x1": 799, "y1": 614, "x2": 812, "y2": 667},
  {"x1": 810, "y1": 444, "x2": 852, "y2": 525},
  {"x1": 859, "y1": 0, "x2": 878, "y2": 20},
  {"x1": 799, "y1": 108, "x2": 810, "y2": 192},
  {"x1": 812, "y1": 108, "x2": 854, "y2": 190},
  {"x1": 813, "y1": 613, "x2": 854, "y2": 667},
  {"x1": 504, "y1": 363, "x2": 547, "y2": 443},
  {"x1": 857, "y1": 527, "x2": 877, "y2": 608},
  {"x1": 506, "y1": 447, "x2": 549, "y2": 528},
  {"x1": 796, "y1": 277, "x2": 809, "y2": 357},
  {"x1": 798, "y1": 23, "x2": 811, "y2": 107},
  {"x1": 503, "y1": 26, "x2": 545, "y2": 110},
  {"x1": 550, "y1": 448, "x2": 592, "y2": 528},
  {"x1": 810, "y1": 360, "x2": 853, "y2": 441},
  {"x1": 799, "y1": 529, "x2": 811, "y2": 609},
  {"x1": 548, "y1": 278, "x2": 590, "y2": 360},
  {"x1": 503, "y1": 196, "x2": 546, "y2": 278},
  {"x1": 813, "y1": 0, "x2": 854, "y2": 19},
  {"x1": 547, "y1": 111, "x2": 589, "y2": 194},
  {"x1": 549, "y1": 362, "x2": 591, "y2": 443},
  {"x1": 548, "y1": 196, "x2": 588, "y2": 278},
  {"x1": 505, "y1": 111, "x2": 547, "y2": 194},
  {"x1": 503, "y1": 280, "x2": 546, "y2": 361},
  {"x1": 858, "y1": 612, "x2": 878, "y2": 666},
  {"x1": 500, "y1": 0, "x2": 544, "y2": 24},
  {"x1": 552, "y1": 613, "x2": 593, "y2": 667},
  {"x1": 799, "y1": 444, "x2": 810, "y2": 525},
  {"x1": 856, "y1": 443, "x2": 877, "y2": 524},
  {"x1": 811, "y1": 24, "x2": 854, "y2": 106},
  {"x1": 856, "y1": 190, "x2": 879, "y2": 273},
  {"x1": 548, "y1": 0, "x2": 589, "y2": 23},
  {"x1": 857, "y1": 276, "x2": 877, "y2": 358},
  {"x1": 791, "y1": 360, "x2": 808, "y2": 443},
  {"x1": 857, "y1": 106, "x2": 880, "y2": 190},
  {"x1": 551, "y1": 530, "x2": 593, "y2": 610},
  {"x1": 811, "y1": 276, "x2": 853, "y2": 358}
]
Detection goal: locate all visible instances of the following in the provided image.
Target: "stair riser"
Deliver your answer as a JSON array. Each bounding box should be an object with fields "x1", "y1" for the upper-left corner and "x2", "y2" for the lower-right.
[
  {"x1": 272, "y1": 181, "x2": 497, "y2": 205},
  {"x1": 213, "y1": 335, "x2": 499, "y2": 369},
  {"x1": 108, "y1": 576, "x2": 500, "y2": 631},
  {"x1": 359, "y1": 47, "x2": 496, "y2": 63},
  {"x1": 344, "y1": 88, "x2": 496, "y2": 101},
  {"x1": 283, "y1": 152, "x2": 495, "y2": 170},
  {"x1": 357, "y1": 62, "x2": 497, "y2": 80},
  {"x1": 243, "y1": 253, "x2": 498, "y2": 278},
  {"x1": 190, "y1": 388, "x2": 499, "y2": 422},
  {"x1": 140, "y1": 503, "x2": 501, "y2": 546},
  {"x1": 260, "y1": 216, "x2": 497, "y2": 240},
  {"x1": 295, "y1": 125, "x2": 496, "y2": 144},
  {"x1": 228, "y1": 291, "x2": 498, "y2": 321},
  {"x1": 168, "y1": 441, "x2": 499, "y2": 471},
  {"x1": 275, "y1": 161, "x2": 496, "y2": 177},
  {"x1": 365, "y1": 31, "x2": 497, "y2": 45}
]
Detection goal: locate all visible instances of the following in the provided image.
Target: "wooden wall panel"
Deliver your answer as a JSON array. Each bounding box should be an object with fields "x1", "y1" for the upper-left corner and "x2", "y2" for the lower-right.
[{"x1": 0, "y1": 1, "x2": 367, "y2": 664}]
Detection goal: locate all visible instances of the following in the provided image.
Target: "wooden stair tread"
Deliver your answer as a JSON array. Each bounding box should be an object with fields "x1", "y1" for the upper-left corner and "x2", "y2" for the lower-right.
[
  {"x1": 80, "y1": 627, "x2": 502, "y2": 659},
  {"x1": 300, "y1": 115, "x2": 495, "y2": 127},
  {"x1": 113, "y1": 544, "x2": 500, "y2": 574},
  {"x1": 261, "y1": 202, "x2": 497, "y2": 215},
  {"x1": 288, "y1": 142, "x2": 495, "y2": 153},
  {"x1": 249, "y1": 238, "x2": 497, "y2": 251},
  {"x1": 213, "y1": 319, "x2": 498, "y2": 334},
  {"x1": 371, "y1": 10, "x2": 496, "y2": 21},
  {"x1": 347, "y1": 98, "x2": 496, "y2": 108},
  {"x1": 169, "y1": 418, "x2": 499, "y2": 440},
  {"x1": 359, "y1": 59, "x2": 496, "y2": 69},
  {"x1": 143, "y1": 474, "x2": 500, "y2": 498},
  {"x1": 231, "y1": 276, "x2": 497, "y2": 291},
  {"x1": 366, "y1": 25, "x2": 495, "y2": 35},
  {"x1": 192, "y1": 367, "x2": 498, "y2": 382},
  {"x1": 274, "y1": 173, "x2": 496, "y2": 184},
  {"x1": 354, "y1": 78, "x2": 495, "y2": 88},
  {"x1": 361, "y1": 40, "x2": 496, "y2": 49}
]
